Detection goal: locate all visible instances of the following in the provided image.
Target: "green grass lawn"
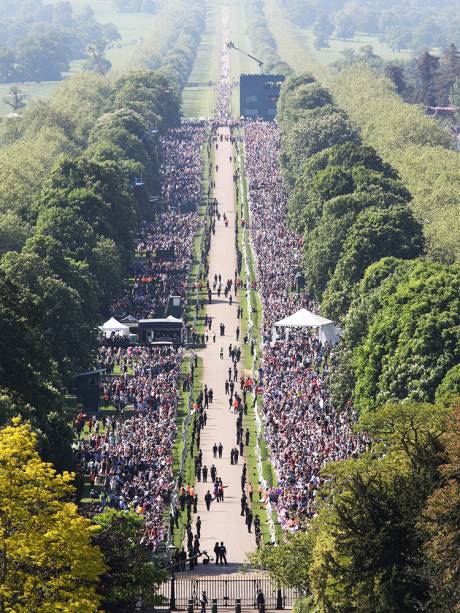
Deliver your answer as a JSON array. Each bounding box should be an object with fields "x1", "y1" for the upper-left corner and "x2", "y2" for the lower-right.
[
  {"x1": 301, "y1": 28, "x2": 412, "y2": 65},
  {"x1": 67, "y1": 0, "x2": 158, "y2": 72},
  {"x1": 182, "y1": 4, "x2": 222, "y2": 118},
  {"x1": 0, "y1": 77, "x2": 70, "y2": 117}
]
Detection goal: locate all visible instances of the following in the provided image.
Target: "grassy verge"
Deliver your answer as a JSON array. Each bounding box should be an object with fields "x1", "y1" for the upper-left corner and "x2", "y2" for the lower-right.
[
  {"x1": 171, "y1": 355, "x2": 204, "y2": 549},
  {"x1": 234, "y1": 136, "x2": 282, "y2": 544}
]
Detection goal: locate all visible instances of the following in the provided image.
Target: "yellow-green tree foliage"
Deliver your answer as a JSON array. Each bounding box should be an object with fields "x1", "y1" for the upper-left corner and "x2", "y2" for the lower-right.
[{"x1": 0, "y1": 420, "x2": 105, "y2": 612}]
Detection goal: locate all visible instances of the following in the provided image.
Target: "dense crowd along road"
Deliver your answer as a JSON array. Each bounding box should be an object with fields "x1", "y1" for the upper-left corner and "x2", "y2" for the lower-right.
[{"x1": 243, "y1": 122, "x2": 367, "y2": 529}]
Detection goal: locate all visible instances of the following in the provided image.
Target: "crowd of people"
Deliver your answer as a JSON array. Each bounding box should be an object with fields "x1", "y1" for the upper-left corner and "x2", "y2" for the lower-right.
[
  {"x1": 75, "y1": 345, "x2": 182, "y2": 550},
  {"x1": 160, "y1": 124, "x2": 208, "y2": 210},
  {"x1": 243, "y1": 122, "x2": 368, "y2": 530},
  {"x1": 111, "y1": 124, "x2": 207, "y2": 322},
  {"x1": 75, "y1": 124, "x2": 209, "y2": 550},
  {"x1": 242, "y1": 122, "x2": 313, "y2": 337},
  {"x1": 74, "y1": 0, "x2": 368, "y2": 553}
]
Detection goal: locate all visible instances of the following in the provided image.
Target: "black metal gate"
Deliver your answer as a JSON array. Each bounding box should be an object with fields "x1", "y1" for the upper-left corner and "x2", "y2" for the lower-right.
[{"x1": 157, "y1": 576, "x2": 298, "y2": 610}]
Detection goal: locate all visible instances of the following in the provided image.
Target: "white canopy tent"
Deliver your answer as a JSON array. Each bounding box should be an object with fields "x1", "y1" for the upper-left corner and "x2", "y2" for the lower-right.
[
  {"x1": 99, "y1": 317, "x2": 130, "y2": 338},
  {"x1": 273, "y1": 308, "x2": 339, "y2": 345}
]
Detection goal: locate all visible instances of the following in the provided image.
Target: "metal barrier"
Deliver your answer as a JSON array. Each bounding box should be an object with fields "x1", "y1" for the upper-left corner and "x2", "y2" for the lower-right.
[{"x1": 157, "y1": 576, "x2": 298, "y2": 610}]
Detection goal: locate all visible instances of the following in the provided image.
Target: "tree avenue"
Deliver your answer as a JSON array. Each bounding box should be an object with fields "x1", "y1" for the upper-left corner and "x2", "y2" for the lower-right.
[{"x1": 0, "y1": 0, "x2": 458, "y2": 611}]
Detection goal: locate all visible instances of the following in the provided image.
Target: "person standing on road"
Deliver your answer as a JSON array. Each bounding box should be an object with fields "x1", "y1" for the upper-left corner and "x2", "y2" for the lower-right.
[
  {"x1": 246, "y1": 510, "x2": 253, "y2": 533},
  {"x1": 241, "y1": 492, "x2": 247, "y2": 516},
  {"x1": 205, "y1": 490, "x2": 212, "y2": 511},
  {"x1": 219, "y1": 542, "x2": 228, "y2": 565},
  {"x1": 218, "y1": 442, "x2": 223, "y2": 458},
  {"x1": 214, "y1": 542, "x2": 221, "y2": 564}
]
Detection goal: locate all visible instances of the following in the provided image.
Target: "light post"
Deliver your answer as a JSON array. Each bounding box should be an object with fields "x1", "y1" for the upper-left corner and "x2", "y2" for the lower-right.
[{"x1": 168, "y1": 544, "x2": 177, "y2": 611}]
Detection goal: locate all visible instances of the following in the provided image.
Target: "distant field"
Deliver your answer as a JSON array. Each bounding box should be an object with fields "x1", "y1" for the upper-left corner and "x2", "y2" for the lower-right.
[
  {"x1": 301, "y1": 28, "x2": 412, "y2": 65},
  {"x1": 67, "y1": 0, "x2": 157, "y2": 72},
  {"x1": 0, "y1": 0, "x2": 156, "y2": 117}
]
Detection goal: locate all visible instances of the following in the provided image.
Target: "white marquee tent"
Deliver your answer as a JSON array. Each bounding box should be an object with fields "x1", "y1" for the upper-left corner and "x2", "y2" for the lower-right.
[
  {"x1": 99, "y1": 317, "x2": 130, "y2": 338},
  {"x1": 273, "y1": 308, "x2": 339, "y2": 345}
]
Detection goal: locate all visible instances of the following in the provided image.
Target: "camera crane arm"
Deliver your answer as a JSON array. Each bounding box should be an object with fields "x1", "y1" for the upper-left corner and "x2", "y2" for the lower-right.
[{"x1": 226, "y1": 41, "x2": 264, "y2": 68}]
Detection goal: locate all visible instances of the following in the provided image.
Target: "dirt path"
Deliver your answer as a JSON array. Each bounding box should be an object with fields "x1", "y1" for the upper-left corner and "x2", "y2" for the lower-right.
[{"x1": 185, "y1": 127, "x2": 255, "y2": 572}]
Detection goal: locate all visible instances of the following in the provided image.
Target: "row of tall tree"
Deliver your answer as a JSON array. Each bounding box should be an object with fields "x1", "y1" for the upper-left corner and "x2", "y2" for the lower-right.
[
  {"x1": 278, "y1": 73, "x2": 424, "y2": 321},
  {"x1": 113, "y1": 0, "x2": 157, "y2": 13},
  {"x1": 133, "y1": 0, "x2": 205, "y2": 89},
  {"x1": 0, "y1": 0, "x2": 208, "y2": 470},
  {"x1": 0, "y1": 1, "x2": 119, "y2": 82},
  {"x1": 263, "y1": 1, "x2": 460, "y2": 263},
  {"x1": 0, "y1": 69, "x2": 180, "y2": 473},
  {"x1": 326, "y1": 64, "x2": 460, "y2": 265},
  {"x1": 0, "y1": 0, "x2": 204, "y2": 474},
  {"x1": 413, "y1": 44, "x2": 460, "y2": 106},
  {"x1": 245, "y1": 0, "x2": 291, "y2": 74},
  {"x1": 279, "y1": 69, "x2": 460, "y2": 421},
  {"x1": 250, "y1": 68, "x2": 460, "y2": 613}
]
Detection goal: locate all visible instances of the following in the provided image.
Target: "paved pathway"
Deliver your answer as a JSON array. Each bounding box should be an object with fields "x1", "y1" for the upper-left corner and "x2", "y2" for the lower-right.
[{"x1": 182, "y1": 127, "x2": 255, "y2": 573}]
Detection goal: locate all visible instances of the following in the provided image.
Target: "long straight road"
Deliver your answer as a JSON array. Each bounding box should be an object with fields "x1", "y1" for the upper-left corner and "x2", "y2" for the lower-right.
[{"x1": 184, "y1": 127, "x2": 255, "y2": 572}]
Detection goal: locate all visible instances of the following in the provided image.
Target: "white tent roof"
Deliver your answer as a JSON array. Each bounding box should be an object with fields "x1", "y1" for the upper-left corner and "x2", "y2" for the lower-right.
[
  {"x1": 100, "y1": 317, "x2": 130, "y2": 331},
  {"x1": 138, "y1": 316, "x2": 183, "y2": 324},
  {"x1": 275, "y1": 309, "x2": 333, "y2": 328}
]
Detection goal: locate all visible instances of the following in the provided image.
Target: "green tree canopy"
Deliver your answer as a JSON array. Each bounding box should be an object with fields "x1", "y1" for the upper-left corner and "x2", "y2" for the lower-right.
[
  {"x1": 351, "y1": 261, "x2": 460, "y2": 412},
  {"x1": 93, "y1": 509, "x2": 167, "y2": 612},
  {"x1": 322, "y1": 204, "x2": 425, "y2": 321}
]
